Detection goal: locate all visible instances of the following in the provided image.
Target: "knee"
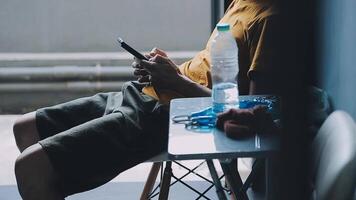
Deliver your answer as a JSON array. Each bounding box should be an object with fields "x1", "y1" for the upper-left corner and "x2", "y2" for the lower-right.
[
  {"x1": 15, "y1": 145, "x2": 60, "y2": 199},
  {"x1": 13, "y1": 117, "x2": 25, "y2": 149},
  {"x1": 13, "y1": 112, "x2": 38, "y2": 151},
  {"x1": 14, "y1": 152, "x2": 29, "y2": 185},
  {"x1": 15, "y1": 144, "x2": 44, "y2": 181},
  {"x1": 15, "y1": 150, "x2": 38, "y2": 198},
  {"x1": 13, "y1": 116, "x2": 24, "y2": 140},
  {"x1": 13, "y1": 117, "x2": 27, "y2": 150},
  {"x1": 13, "y1": 113, "x2": 32, "y2": 137}
]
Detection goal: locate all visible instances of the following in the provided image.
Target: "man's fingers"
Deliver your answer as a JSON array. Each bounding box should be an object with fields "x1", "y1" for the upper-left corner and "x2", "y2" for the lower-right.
[
  {"x1": 138, "y1": 75, "x2": 150, "y2": 83},
  {"x1": 132, "y1": 61, "x2": 140, "y2": 68},
  {"x1": 144, "y1": 54, "x2": 152, "y2": 60},
  {"x1": 134, "y1": 68, "x2": 149, "y2": 76},
  {"x1": 154, "y1": 48, "x2": 167, "y2": 57},
  {"x1": 140, "y1": 60, "x2": 156, "y2": 72},
  {"x1": 140, "y1": 59, "x2": 171, "y2": 74},
  {"x1": 150, "y1": 54, "x2": 169, "y2": 64},
  {"x1": 150, "y1": 47, "x2": 168, "y2": 57},
  {"x1": 133, "y1": 55, "x2": 152, "y2": 68}
]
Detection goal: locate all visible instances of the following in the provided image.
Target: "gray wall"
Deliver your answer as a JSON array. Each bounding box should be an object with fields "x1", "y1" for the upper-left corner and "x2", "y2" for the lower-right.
[
  {"x1": 0, "y1": 0, "x2": 211, "y2": 52},
  {"x1": 318, "y1": 0, "x2": 356, "y2": 119}
]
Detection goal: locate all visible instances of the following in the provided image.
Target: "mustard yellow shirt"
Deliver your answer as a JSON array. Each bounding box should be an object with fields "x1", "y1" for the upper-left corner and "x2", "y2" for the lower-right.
[{"x1": 143, "y1": 0, "x2": 277, "y2": 104}]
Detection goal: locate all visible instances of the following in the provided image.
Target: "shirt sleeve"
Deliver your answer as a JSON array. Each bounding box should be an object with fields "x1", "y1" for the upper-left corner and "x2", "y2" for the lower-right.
[
  {"x1": 248, "y1": 16, "x2": 279, "y2": 78},
  {"x1": 178, "y1": 49, "x2": 212, "y2": 89}
]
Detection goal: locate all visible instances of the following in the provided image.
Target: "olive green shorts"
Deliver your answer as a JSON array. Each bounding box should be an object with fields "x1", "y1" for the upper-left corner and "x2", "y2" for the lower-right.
[{"x1": 36, "y1": 81, "x2": 168, "y2": 195}]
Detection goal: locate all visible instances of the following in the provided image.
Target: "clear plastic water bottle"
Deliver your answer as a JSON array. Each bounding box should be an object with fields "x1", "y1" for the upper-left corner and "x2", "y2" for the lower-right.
[{"x1": 211, "y1": 23, "x2": 239, "y2": 113}]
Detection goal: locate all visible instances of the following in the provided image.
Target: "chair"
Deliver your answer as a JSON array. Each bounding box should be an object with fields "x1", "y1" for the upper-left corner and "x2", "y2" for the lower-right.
[
  {"x1": 140, "y1": 155, "x2": 226, "y2": 200},
  {"x1": 306, "y1": 86, "x2": 333, "y2": 139},
  {"x1": 309, "y1": 111, "x2": 356, "y2": 200},
  {"x1": 140, "y1": 154, "x2": 165, "y2": 200}
]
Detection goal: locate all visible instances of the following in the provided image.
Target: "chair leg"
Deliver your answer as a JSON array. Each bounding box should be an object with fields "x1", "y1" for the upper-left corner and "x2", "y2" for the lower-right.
[
  {"x1": 140, "y1": 162, "x2": 162, "y2": 200},
  {"x1": 206, "y1": 159, "x2": 227, "y2": 200},
  {"x1": 220, "y1": 159, "x2": 248, "y2": 200},
  {"x1": 227, "y1": 159, "x2": 238, "y2": 200},
  {"x1": 158, "y1": 161, "x2": 172, "y2": 200}
]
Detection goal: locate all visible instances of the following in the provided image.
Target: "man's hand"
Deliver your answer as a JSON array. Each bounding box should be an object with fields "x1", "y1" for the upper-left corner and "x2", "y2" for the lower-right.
[
  {"x1": 139, "y1": 49, "x2": 183, "y2": 91},
  {"x1": 132, "y1": 47, "x2": 211, "y2": 98},
  {"x1": 132, "y1": 56, "x2": 150, "y2": 83},
  {"x1": 131, "y1": 48, "x2": 168, "y2": 83}
]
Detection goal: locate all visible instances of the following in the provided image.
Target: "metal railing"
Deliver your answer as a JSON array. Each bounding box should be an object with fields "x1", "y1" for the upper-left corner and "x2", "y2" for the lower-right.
[{"x1": 0, "y1": 51, "x2": 196, "y2": 114}]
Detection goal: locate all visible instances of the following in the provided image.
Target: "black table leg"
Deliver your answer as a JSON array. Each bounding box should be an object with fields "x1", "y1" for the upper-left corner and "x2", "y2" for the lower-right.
[
  {"x1": 158, "y1": 161, "x2": 172, "y2": 200},
  {"x1": 206, "y1": 159, "x2": 227, "y2": 200},
  {"x1": 219, "y1": 159, "x2": 248, "y2": 200}
]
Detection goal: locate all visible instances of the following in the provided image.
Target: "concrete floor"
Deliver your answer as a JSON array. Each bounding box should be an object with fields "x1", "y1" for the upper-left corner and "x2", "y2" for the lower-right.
[
  {"x1": 0, "y1": 115, "x2": 250, "y2": 199},
  {"x1": 0, "y1": 115, "x2": 19, "y2": 186}
]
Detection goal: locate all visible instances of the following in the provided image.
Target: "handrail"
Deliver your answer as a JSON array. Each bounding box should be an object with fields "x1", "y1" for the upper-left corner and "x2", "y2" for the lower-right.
[{"x1": 0, "y1": 66, "x2": 134, "y2": 82}]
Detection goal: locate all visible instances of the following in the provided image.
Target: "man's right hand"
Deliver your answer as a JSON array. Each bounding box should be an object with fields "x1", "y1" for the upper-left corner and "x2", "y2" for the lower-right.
[{"x1": 131, "y1": 47, "x2": 168, "y2": 83}]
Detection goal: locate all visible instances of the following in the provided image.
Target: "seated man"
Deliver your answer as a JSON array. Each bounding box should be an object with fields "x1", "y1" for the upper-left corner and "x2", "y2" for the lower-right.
[{"x1": 13, "y1": 0, "x2": 278, "y2": 199}]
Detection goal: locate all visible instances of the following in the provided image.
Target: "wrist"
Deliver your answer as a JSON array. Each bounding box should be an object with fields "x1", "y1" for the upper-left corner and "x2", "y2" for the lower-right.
[
  {"x1": 173, "y1": 75, "x2": 190, "y2": 92},
  {"x1": 174, "y1": 75, "x2": 211, "y2": 97}
]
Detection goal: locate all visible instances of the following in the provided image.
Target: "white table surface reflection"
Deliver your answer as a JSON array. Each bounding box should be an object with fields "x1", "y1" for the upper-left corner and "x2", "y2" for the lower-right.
[{"x1": 168, "y1": 97, "x2": 279, "y2": 160}]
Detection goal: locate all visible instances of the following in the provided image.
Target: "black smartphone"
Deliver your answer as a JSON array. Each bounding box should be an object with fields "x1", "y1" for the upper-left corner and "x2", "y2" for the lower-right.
[{"x1": 117, "y1": 37, "x2": 148, "y2": 61}]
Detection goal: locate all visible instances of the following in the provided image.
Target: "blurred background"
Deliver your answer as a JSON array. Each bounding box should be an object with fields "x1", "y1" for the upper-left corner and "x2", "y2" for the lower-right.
[{"x1": 0, "y1": 0, "x2": 213, "y2": 114}]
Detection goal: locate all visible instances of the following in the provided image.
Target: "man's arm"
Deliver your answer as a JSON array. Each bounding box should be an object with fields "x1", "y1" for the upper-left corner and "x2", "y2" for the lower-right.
[
  {"x1": 174, "y1": 75, "x2": 212, "y2": 97},
  {"x1": 140, "y1": 54, "x2": 211, "y2": 98}
]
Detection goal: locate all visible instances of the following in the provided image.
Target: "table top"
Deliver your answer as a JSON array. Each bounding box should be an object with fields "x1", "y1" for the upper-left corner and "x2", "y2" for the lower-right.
[{"x1": 168, "y1": 96, "x2": 280, "y2": 160}]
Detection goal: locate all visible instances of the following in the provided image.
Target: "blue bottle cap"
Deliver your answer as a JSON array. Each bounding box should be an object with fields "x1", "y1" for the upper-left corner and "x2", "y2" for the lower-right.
[{"x1": 217, "y1": 23, "x2": 230, "y2": 31}]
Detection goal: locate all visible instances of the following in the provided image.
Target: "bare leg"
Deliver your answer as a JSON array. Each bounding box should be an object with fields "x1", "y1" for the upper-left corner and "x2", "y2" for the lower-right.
[
  {"x1": 15, "y1": 143, "x2": 64, "y2": 200},
  {"x1": 13, "y1": 112, "x2": 40, "y2": 152}
]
